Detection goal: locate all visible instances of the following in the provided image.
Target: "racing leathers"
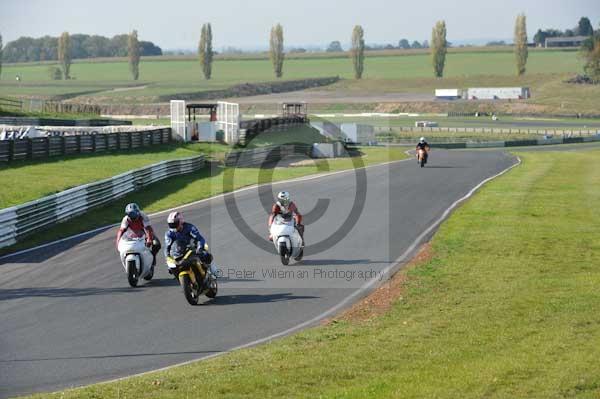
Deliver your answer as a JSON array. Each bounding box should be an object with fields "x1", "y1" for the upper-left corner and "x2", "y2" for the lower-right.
[
  {"x1": 164, "y1": 222, "x2": 217, "y2": 276},
  {"x1": 416, "y1": 141, "x2": 430, "y2": 162},
  {"x1": 116, "y1": 211, "x2": 161, "y2": 266},
  {"x1": 268, "y1": 201, "x2": 304, "y2": 242}
]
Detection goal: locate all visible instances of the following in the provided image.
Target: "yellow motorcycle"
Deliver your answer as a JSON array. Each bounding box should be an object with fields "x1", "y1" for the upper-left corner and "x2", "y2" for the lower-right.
[{"x1": 166, "y1": 244, "x2": 218, "y2": 305}]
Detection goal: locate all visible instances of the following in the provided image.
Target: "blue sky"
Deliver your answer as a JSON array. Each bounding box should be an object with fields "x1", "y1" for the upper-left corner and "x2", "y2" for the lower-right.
[{"x1": 3, "y1": 0, "x2": 600, "y2": 50}]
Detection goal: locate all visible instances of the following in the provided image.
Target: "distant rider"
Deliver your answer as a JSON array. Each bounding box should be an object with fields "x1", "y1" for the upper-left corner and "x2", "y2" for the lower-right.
[
  {"x1": 268, "y1": 191, "x2": 304, "y2": 242},
  {"x1": 116, "y1": 203, "x2": 161, "y2": 266},
  {"x1": 164, "y1": 211, "x2": 217, "y2": 277},
  {"x1": 416, "y1": 137, "x2": 430, "y2": 163}
]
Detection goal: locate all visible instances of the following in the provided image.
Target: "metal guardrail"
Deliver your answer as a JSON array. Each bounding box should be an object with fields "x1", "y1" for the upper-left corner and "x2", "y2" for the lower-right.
[
  {"x1": 239, "y1": 116, "x2": 308, "y2": 146},
  {"x1": 0, "y1": 128, "x2": 171, "y2": 163},
  {"x1": 0, "y1": 97, "x2": 23, "y2": 110},
  {"x1": 224, "y1": 143, "x2": 313, "y2": 167},
  {"x1": 0, "y1": 117, "x2": 131, "y2": 126},
  {"x1": 429, "y1": 135, "x2": 600, "y2": 149},
  {"x1": 376, "y1": 126, "x2": 600, "y2": 136},
  {"x1": 0, "y1": 155, "x2": 206, "y2": 249}
]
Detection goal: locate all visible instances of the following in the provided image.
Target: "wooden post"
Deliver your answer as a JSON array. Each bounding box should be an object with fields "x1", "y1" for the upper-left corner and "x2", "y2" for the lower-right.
[
  {"x1": 76, "y1": 135, "x2": 82, "y2": 153},
  {"x1": 61, "y1": 136, "x2": 66, "y2": 155},
  {"x1": 45, "y1": 137, "x2": 50, "y2": 158},
  {"x1": 92, "y1": 135, "x2": 97, "y2": 153},
  {"x1": 128, "y1": 132, "x2": 133, "y2": 149}
]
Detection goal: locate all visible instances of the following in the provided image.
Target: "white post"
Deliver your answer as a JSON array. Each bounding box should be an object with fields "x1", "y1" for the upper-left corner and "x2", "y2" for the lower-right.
[{"x1": 170, "y1": 100, "x2": 187, "y2": 142}]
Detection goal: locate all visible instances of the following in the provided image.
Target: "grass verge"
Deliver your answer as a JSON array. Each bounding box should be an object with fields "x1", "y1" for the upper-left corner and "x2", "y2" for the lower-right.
[
  {"x1": 0, "y1": 146, "x2": 407, "y2": 256},
  {"x1": 245, "y1": 125, "x2": 331, "y2": 148},
  {"x1": 20, "y1": 148, "x2": 600, "y2": 398},
  {"x1": 0, "y1": 142, "x2": 231, "y2": 209}
]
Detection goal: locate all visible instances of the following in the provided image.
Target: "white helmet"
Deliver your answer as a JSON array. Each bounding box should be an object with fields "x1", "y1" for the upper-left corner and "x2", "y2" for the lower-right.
[
  {"x1": 167, "y1": 211, "x2": 184, "y2": 231},
  {"x1": 277, "y1": 191, "x2": 291, "y2": 207},
  {"x1": 420, "y1": 137, "x2": 426, "y2": 143}
]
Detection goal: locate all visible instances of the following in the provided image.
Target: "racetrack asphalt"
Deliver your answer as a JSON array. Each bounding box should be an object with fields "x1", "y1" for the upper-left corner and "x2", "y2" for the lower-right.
[{"x1": 0, "y1": 149, "x2": 516, "y2": 398}]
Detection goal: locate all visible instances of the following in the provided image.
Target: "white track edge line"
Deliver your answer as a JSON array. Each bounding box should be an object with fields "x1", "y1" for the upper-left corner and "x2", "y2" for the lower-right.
[{"x1": 80, "y1": 154, "x2": 522, "y2": 390}]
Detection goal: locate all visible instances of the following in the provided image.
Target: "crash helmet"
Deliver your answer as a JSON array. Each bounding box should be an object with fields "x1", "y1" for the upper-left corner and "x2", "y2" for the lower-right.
[
  {"x1": 419, "y1": 137, "x2": 426, "y2": 143},
  {"x1": 167, "y1": 211, "x2": 184, "y2": 231},
  {"x1": 277, "y1": 191, "x2": 291, "y2": 207},
  {"x1": 125, "y1": 203, "x2": 141, "y2": 220}
]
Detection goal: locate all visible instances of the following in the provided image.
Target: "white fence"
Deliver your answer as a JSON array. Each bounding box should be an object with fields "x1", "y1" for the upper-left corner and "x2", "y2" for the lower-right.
[
  {"x1": 0, "y1": 155, "x2": 205, "y2": 249},
  {"x1": 170, "y1": 100, "x2": 187, "y2": 141},
  {"x1": 217, "y1": 101, "x2": 240, "y2": 144}
]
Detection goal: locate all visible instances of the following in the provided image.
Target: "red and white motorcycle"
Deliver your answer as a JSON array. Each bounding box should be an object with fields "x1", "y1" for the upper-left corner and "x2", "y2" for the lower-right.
[
  {"x1": 118, "y1": 231, "x2": 154, "y2": 287},
  {"x1": 269, "y1": 214, "x2": 304, "y2": 265}
]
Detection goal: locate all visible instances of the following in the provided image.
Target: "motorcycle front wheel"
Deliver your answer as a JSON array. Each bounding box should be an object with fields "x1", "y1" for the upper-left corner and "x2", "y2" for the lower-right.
[
  {"x1": 206, "y1": 276, "x2": 218, "y2": 298},
  {"x1": 279, "y1": 243, "x2": 290, "y2": 265},
  {"x1": 180, "y1": 274, "x2": 199, "y2": 305},
  {"x1": 127, "y1": 259, "x2": 138, "y2": 287}
]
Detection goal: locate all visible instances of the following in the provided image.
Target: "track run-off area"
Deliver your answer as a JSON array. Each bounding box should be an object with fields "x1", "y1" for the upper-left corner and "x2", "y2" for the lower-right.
[{"x1": 0, "y1": 149, "x2": 517, "y2": 398}]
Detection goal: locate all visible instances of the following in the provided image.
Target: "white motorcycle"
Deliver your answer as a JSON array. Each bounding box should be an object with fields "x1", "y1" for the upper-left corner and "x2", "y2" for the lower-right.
[
  {"x1": 118, "y1": 231, "x2": 154, "y2": 287},
  {"x1": 270, "y1": 214, "x2": 304, "y2": 265}
]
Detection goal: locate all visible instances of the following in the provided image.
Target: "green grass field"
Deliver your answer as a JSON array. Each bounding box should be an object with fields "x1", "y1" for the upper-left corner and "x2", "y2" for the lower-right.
[
  {"x1": 0, "y1": 49, "x2": 588, "y2": 107},
  {"x1": 0, "y1": 142, "x2": 229, "y2": 209},
  {"x1": 20, "y1": 148, "x2": 600, "y2": 399}
]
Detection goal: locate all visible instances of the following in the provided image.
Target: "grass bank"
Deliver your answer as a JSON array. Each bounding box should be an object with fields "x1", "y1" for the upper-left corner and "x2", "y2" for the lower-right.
[
  {"x1": 21, "y1": 148, "x2": 600, "y2": 398},
  {"x1": 0, "y1": 50, "x2": 583, "y2": 101},
  {"x1": 0, "y1": 142, "x2": 230, "y2": 209}
]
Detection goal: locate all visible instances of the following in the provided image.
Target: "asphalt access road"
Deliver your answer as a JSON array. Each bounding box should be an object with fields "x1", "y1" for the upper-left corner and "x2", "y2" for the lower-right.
[{"x1": 0, "y1": 149, "x2": 516, "y2": 398}]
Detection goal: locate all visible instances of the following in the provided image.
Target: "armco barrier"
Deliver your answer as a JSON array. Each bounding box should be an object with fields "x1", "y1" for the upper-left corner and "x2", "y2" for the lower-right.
[
  {"x1": 384, "y1": 126, "x2": 600, "y2": 137},
  {"x1": 0, "y1": 155, "x2": 205, "y2": 249},
  {"x1": 0, "y1": 128, "x2": 171, "y2": 163},
  {"x1": 224, "y1": 143, "x2": 313, "y2": 167},
  {"x1": 239, "y1": 116, "x2": 308, "y2": 146},
  {"x1": 432, "y1": 135, "x2": 600, "y2": 149},
  {"x1": 0, "y1": 117, "x2": 130, "y2": 126}
]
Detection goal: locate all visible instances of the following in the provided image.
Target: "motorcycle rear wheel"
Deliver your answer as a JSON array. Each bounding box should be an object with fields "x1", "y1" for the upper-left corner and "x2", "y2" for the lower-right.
[{"x1": 143, "y1": 264, "x2": 154, "y2": 281}]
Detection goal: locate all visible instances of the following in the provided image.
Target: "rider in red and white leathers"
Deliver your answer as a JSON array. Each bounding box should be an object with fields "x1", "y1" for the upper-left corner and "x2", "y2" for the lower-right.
[
  {"x1": 116, "y1": 203, "x2": 161, "y2": 266},
  {"x1": 268, "y1": 191, "x2": 304, "y2": 241}
]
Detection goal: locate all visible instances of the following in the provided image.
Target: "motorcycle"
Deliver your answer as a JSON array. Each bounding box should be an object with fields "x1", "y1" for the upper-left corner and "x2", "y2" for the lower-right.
[
  {"x1": 118, "y1": 231, "x2": 154, "y2": 287},
  {"x1": 166, "y1": 244, "x2": 218, "y2": 305},
  {"x1": 270, "y1": 214, "x2": 304, "y2": 265},
  {"x1": 417, "y1": 146, "x2": 429, "y2": 168}
]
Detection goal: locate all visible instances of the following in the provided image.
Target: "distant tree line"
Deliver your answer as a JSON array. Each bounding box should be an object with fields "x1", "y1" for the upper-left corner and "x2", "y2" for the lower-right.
[
  {"x1": 326, "y1": 39, "x2": 430, "y2": 52},
  {"x1": 582, "y1": 25, "x2": 600, "y2": 82},
  {"x1": 533, "y1": 17, "x2": 594, "y2": 46},
  {"x1": 3, "y1": 33, "x2": 162, "y2": 63}
]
